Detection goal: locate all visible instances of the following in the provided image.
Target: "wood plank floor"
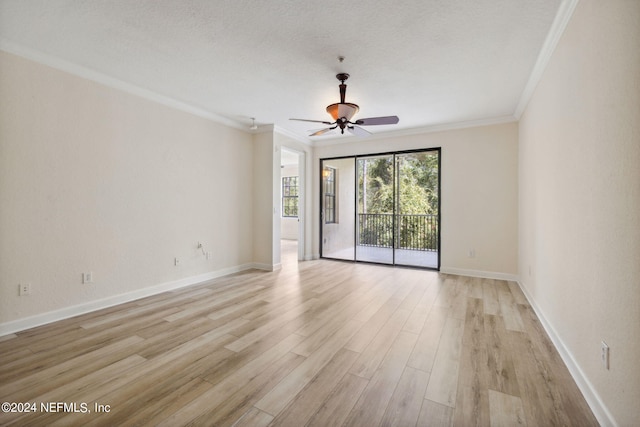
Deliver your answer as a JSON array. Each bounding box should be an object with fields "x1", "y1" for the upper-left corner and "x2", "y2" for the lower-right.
[{"x1": 0, "y1": 242, "x2": 598, "y2": 426}]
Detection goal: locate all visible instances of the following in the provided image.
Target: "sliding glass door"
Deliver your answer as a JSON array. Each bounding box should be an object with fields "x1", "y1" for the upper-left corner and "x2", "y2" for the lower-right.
[
  {"x1": 394, "y1": 151, "x2": 440, "y2": 268},
  {"x1": 321, "y1": 148, "x2": 440, "y2": 269},
  {"x1": 356, "y1": 155, "x2": 395, "y2": 264}
]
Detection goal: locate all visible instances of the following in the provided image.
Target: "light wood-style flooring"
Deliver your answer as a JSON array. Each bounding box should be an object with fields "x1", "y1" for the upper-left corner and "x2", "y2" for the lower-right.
[{"x1": 0, "y1": 242, "x2": 598, "y2": 426}]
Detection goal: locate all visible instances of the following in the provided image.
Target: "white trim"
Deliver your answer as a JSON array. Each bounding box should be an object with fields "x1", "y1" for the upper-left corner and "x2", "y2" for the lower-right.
[
  {"x1": 279, "y1": 146, "x2": 307, "y2": 262},
  {"x1": 250, "y1": 123, "x2": 275, "y2": 135},
  {"x1": 439, "y1": 267, "x2": 519, "y2": 282},
  {"x1": 0, "y1": 40, "x2": 244, "y2": 131},
  {"x1": 517, "y1": 280, "x2": 618, "y2": 427},
  {"x1": 514, "y1": 0, "x2": 580, "y2": 118},
  {"x1": 0, "y1": 263, "x2": 259, "y2": 337},
  {"x1": 273, "y1": 125, "x2": 312, "y2": 146},
  {"x1": 251, "y1": 262, "x2": 281, "y2": 272}
]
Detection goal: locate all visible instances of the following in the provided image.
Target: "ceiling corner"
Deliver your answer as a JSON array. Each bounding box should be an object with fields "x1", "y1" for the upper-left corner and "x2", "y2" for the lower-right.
[{"x1": 514, "y1": 0, "x2": 580, "y2": 118}]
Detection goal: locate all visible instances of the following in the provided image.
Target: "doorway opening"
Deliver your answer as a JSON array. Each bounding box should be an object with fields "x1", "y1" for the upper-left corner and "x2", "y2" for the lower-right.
[
  {"x1": 320, "y1": 148, "x2": 440, "y2": 269},
  {"x1": 280, "y1": 147, "x2": 304, "y2": 264}
]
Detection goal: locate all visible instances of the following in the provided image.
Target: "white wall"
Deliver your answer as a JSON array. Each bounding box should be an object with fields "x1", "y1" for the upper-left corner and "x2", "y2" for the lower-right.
[
  {"x1": 0, "y1": 51, "x2": 255, "y2": 331},
  {"x1": 518, "y1": 1, "x2": 640, "y2": 425},
  {"x1": 313, "y1": 122, "x2": 519, "y2": 278}
]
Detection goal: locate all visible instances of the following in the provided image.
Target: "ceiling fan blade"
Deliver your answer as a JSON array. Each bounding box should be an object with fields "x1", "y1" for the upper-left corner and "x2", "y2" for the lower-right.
[
  {"x1": 354, "y1": 116, "x2": 399, "y2": 126},
  {"x1": 347, "y1": 126, "x2": 371, "y2": 137},
  {"x1": 290, "y1": 118, "x2": 334, "y2": 125},
  {"x1": 309, "y1": 127, "x2": 336, "y2": 137}
]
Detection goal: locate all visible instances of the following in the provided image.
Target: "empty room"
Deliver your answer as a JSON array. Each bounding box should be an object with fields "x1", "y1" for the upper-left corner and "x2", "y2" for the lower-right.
[{"x1": 0, "y1": 1, "x2": 638, "y2": 426}]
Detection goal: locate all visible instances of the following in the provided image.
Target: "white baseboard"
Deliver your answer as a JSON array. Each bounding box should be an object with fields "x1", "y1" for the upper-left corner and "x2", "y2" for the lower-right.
[
  {"x1": 439, "y1": 267, "x2": 519, "y2": 282},
  {"x1": 0, "y1": 263, "x2": 259, "y2": 337},
  {"x1": 516, "y1": 281, "x2": 617, "y2": 427},
  {"x1": 251, "y1": 262, "x2": 281, "y2": 272}
]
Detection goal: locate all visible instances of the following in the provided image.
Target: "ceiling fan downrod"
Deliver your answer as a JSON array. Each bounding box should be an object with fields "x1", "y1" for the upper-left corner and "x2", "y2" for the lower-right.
[{"x1": 336, "y1": 73, "x2": 349, "y2": 104}]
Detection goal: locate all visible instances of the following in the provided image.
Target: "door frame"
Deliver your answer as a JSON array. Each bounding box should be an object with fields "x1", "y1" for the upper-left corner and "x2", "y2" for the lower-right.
[
  {"x1": 280, "y1": 146, "x2": 306, "y2": 262},
  {"x1": 320, "y1": 147, "x2": 441, "y2": 270}
]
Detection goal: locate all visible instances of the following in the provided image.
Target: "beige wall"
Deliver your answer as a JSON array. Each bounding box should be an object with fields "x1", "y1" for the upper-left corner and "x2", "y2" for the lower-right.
[
  {"x1": 0, "y1": 51, "x2": 255, "y2": 330},
  {"x1": 251, "y1": 131, "x2": 275, "y2": 269},
  {"x1": 518, "y1": 1, "x2": 640, "y2": 425},
  {"x1": 313, "y1": 122, "x2": 519, "y2": 277}
]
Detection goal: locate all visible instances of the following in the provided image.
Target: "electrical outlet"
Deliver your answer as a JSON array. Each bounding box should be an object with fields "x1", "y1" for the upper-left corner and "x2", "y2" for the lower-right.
[
  {"x1": 468, "y1": 249, "x2": 476, "y2": 258},
  {"x1": 206, "y1": 252, "x2": 212, "y2": 260},
  {"x1": 174, "y1": 257, "x2": 180, "y2": 266},
  {"x1": 601, "y1": 341, "x2": 610, "y2": 370},
  {"x1": 82, "y1": 272, "x2": 93, "y2": 284},
  {"x1": 19, "y1": 283, "x2": 31, "y2": 296}
]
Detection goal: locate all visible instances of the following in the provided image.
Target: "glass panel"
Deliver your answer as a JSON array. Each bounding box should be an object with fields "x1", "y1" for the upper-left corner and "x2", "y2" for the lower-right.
[
  {"x1": 282, "y1": 176, "x2": 299, "y2": 217},
  {"x1": 395, "y1": 151, "x2": 439, "y2": 268},
  {"x1": 356, "y1": 155, "x2": 395, "y2": 265},
  {"x1": 321, "y1": 158, "x2": 355, "y2": 260}
]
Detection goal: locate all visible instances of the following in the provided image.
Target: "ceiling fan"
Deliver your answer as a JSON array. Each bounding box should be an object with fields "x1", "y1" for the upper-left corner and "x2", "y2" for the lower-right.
[{"x1": 290, "y1": 73, "x2": 399, "y2": 137}]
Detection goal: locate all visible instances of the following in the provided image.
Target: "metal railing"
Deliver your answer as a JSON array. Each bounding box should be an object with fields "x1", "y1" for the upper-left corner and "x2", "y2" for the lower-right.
[{"x1": 358, "y1": 213, "x2": 438, "y2": 251}]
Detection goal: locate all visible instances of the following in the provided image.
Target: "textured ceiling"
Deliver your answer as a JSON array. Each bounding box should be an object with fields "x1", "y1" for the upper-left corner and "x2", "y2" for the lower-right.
[{"x1": 0, "y1": 0, "x2": 562, "y2": 142}]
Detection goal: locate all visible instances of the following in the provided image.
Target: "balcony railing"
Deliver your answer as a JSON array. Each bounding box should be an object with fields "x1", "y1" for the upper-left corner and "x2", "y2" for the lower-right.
[{"x1": 358, "y1": 213, "x2": 438, "y2": 251}]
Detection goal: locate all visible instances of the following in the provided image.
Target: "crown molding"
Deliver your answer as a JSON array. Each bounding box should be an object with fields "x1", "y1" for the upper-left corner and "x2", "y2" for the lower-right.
[
  {"x1": 3, "y1": 13, "x2": 570, "y2": 144},
  {"x1": 249, "y1": 123, "x2": 276, "y2": 135},
  {"x1": 273, "y1": 125, "x2": 313, "y2": 146},
  {"x1": 0, "y1": 39, "x2": 246, "y2": 131},
  {"x1": 514, "y1": 0, "x2": 579, "y2": 118}
]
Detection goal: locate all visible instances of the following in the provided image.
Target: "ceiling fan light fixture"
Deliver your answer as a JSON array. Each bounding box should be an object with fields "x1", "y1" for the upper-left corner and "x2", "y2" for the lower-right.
[
  {"x1": 326, "y1": 102, "x2": 359, "y2": 121},
  {"x1": 289, "y1": 71, "x2": 398, "y2": 138}
]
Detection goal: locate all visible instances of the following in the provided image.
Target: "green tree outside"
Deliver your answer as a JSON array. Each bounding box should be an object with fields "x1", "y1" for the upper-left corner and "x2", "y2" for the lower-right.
[{"x1": 357, "y1": 152, "x2": 439, "y2": 250}]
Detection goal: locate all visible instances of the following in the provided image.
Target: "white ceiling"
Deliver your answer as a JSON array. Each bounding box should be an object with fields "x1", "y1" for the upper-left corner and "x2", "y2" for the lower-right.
[{"x1": 0, "y1": 0, "x2": 563, "y2": 143}]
